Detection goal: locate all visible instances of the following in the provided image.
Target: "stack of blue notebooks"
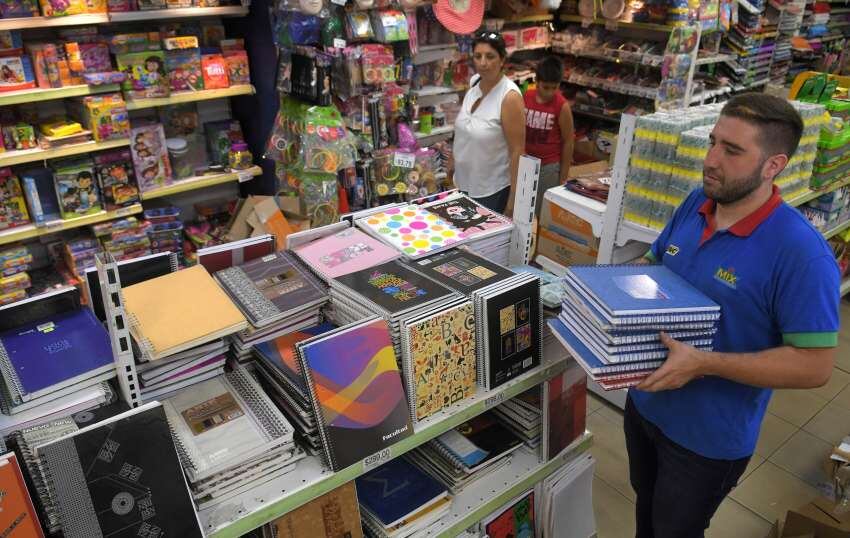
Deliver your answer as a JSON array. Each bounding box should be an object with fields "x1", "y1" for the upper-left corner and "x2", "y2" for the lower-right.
[{"x1": 548, "y1": 265, "x2": 720, "y2": 390}]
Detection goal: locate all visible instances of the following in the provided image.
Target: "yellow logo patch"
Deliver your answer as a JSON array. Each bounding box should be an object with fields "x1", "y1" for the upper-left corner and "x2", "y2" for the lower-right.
[{"x1": 714, "y1": 266, "x2": 738, "y2": 289}]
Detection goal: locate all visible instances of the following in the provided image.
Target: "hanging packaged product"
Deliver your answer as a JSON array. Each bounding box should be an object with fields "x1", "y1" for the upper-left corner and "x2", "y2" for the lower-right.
[
  {"x1": 371, "y1": 10, "x2": 409, "y2": 42},
  {"x1": 298, "y1": 171, "x2": 338, "y2": 226},
  {"x1": 655, "y1": 24, "x2": 700, "y2": 111},
  {"x1": 277, "y1": 12, "x2": 323, "y2": 47},
  {"x1": 345, "y1": 11, "x2": 375, "y2": 41},
  {"x1": 330, "y1": 47, "x2": 363, "y2": 100},
  {"x1": 361, "y1": 44, "x2": 396, "y2": 85},
  {"x1": 265, "y1": 97, "x2": 309, "y2": 164},
  {"x1": 290, "y1": 47, "x2": 333, "y2": 105},
  {"x1": 301, "y1": 105, "x2": 356, "y2": 174}
]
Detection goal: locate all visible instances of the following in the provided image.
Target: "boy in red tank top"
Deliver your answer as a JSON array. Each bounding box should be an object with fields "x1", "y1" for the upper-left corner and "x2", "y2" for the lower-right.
[{"x1": 524, "y1": 56, "x2": 574, "y2": 215}]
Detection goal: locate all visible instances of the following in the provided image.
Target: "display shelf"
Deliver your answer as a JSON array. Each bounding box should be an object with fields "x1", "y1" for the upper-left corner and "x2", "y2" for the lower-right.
[
  {"x1": 412, "y1": 44, "x2": 458, "y2": 65},
  {"x1": 841, "y1": 277, "x2": 850, "y2": 297},
  {"x1": 695, "y1": 53, "x2": 737, "y2": 65},
  {"x1": 0, "y1": 13, "x2": 108, "y2": 30},
  {"x1": 503, "y1": 13, "x2": 554, "y2": 22},
  {"x1": 414, "y1": 124, "x2": 454, "y2": 141},
  {"x1": 140, "y1": 166, "x2": 262, "y2": 200},
  {"x1": 124, "y1": 85, "x2": 255, "y2": 110},
  {"x1": 199, "y1": 348, "x2": 571, "y2": 537},
  {"x1": 565, "y1": 73, "x2": 657, "y2": 99},
  {"x1": 109, "y1": 5, "x2": 249, "y2": 22},
  {"x1": 559, "y1": 14, "x2": 678, "y2": 31},
  {"x1": 787, "y1": 175, "x2": 850, "y2": 207},
  {"x1": 571, "y1": 106, "x2": 622, "y2": 123},
  {"x1": 690, "y1": 86, "x2": 733, "y2": 104},
  {"x1": 0, "y1": 138, "x2": 129, "y2": 168},
  {"x1": 0, "y1": 83, "x2": 120, "y2": 107},
  {"x1": 823, "y1": 219, "x2": 850, "y2": 239},
  {"x1": 507, "y1": 43, "x2": 552, "y2": 54},
  {"x1": 556, "y1": 48, "x2": 664, "y2": 67},
  {"x1": 0, "y1": 204, "x2": 142, "y2": 246},
  {"x1": 419, "y1": 434, "x2": 593, "y2": 537}
]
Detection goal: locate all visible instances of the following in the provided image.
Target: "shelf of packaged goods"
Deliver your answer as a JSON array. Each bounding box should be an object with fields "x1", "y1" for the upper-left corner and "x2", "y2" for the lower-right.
[
  {"x1": 124, "y1": 85, "x2": 255, "y2": 110},
  {"x1": 824, "y1": 219, "x2": 850, "y2": 239},
  {"x1": 412, "y1": 44, "x2": 458, "y2": 65},
  {"x1": 0, "y1": 138, "x2": 129, "y2": 168},
  {"x1": 507, "y1": 44, "x2": 552, "y2": 55},
  {"x1": 559, "y1": 14, "x2": 679, "y2": 31},
  {"x1": 840, "y1": 277, "x2": 850, "y2": 297},
  {"x1": 0, "y1": 204, "x2": 142, "y2": 246},
  {"x1": 416, "y1": 434, "x2": 593, "y2": 537},
  {"x1": 0, "y1": 13, "x2": 109, "y2": 31},
  {"x1": 140, "y1": 166, "x2": 262, "y2": 200},
  {"x1": 108, "y1": 5, "x2": 249, "y2": 22},
  {"x1": 571, "y1": 106, "x2": 623, "y2": 122},
  {"x1": 690, "y1": 86, "x2": 734, "y2": 104},
  {"x1": 787, "y1": 175, "x2": 850, "y2": 207},
  {"x1": 556, "y1": 48, "x2": 664, "y2": 67},
  {"x1": 0, "y1": 83, "x2": 121, "y2": 107},
  {"x1": 414, "y1": 124, "x2": 455, "y2": 141},
  {"x1": 564, "y1": 74, "x2": 658, "y2": 100},
  {"x1": 199, "y1": 347, "x2": 571, "y2": 537},
  {"x1": 503, "y1": 13, "x2": 554, "y2": 23},
  {"x1": 829, "y1": 19, "x2": 850, "y2": 27},
  {"x1": 695, "y1": 53, "x2": 738, "y2": 65}
]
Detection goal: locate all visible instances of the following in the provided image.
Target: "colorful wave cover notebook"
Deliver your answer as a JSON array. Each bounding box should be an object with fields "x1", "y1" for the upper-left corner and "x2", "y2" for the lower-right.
[
  {"x1": 423, "y1": 193, "x2": 512, "y2": 239},
  {"x1": 267, "y1": 481, "x2": 363, "y2": 538},
  {"x1": 293, "y1": 227, "x2": 400, "y2": 279},
  {"x1": 0, "y1": 307, "x2": 113, "y2": 403},
  {"x1": 408, "y1": 249, "x2": 515, "y2": 295},
  {"x1": 334, "y1": 260, "x2": 455, "y2": 316},
  {"x1": 215, "y1": 251, "x2": 326, "y2": 327},
  {"x1": 254, "y1": 322, "x2": 337, "y2": 396},
  {"x1": 356, "y1": 204, "x2": 465, "y2": 258},
  {"x1": 36, "y1": 403, "x2": 203, "y2": 538},
  {"x1": 297, "y1": 318, "x2": 413, "y2": 471},
  {"x1": 565, "y1": 264, "x2": 721, "y2": 319},
  {"x1": 0, "y1": 452, "x2": 44, "y2": 537},
  {"x1": 402, "y1": 301, "x2": 477, "y2": 422},
  {"x1": 355, "y1": 457, "x2": 447, "y2": 527}
]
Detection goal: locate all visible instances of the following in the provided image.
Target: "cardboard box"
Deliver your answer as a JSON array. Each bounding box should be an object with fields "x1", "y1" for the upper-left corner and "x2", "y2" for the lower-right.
[
  {"x1": 568, "y1": 160, "x2": 609, "y2": 180},
  {"x1": 780, "y1": 498, "x2": 850, "y2": 538},
  {"x1": 539, "y1": 198, "x2": 601, "y2": 252},
  {"x1": 536, "y1": 227, "x2": 597, "y2": 266}
]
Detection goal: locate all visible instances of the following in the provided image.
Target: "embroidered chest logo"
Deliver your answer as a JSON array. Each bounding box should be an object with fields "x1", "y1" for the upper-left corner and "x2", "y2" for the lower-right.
[
  {"x1": 665, "y1": 245, "x2": 680, "y2": 256},
  {"x1": 714, "y1": 266, "x2": 738, "y2": 289}
]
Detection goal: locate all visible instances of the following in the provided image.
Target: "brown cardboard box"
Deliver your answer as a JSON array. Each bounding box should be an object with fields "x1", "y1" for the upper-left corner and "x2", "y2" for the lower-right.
[
  {"x1": 536, "y1": 227, "x2": 598, "y2": 266},
  {"x1": 567, "y1": 160, "x2": 610, "y2": 180},
  {"x1": 781, "y1": 499, "x2": 850, "y2": 538},
  {"x1": 539, "y1": 199, "x2": 601, "y2": 251}
]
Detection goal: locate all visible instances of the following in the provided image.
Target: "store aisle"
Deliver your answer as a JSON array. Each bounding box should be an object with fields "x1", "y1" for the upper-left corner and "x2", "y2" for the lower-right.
[{"x1": 589, "y1": 300, "x2": 850, "y2": 537}]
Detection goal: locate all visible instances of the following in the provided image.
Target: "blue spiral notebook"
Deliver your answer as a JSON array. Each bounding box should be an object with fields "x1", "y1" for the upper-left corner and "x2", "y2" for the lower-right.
[
  {"x1": 0, "y1": 308, "x2": 114, "y2": 404},
  {"x1": 565, "y1": 265, "x2": 721, "y2": 320},
  {"x1": 355, "y1": 457, "x2": 448, "y2": 528},
  {"x1": 547, "y1": 318, "x2": 662, "y2": 375}
]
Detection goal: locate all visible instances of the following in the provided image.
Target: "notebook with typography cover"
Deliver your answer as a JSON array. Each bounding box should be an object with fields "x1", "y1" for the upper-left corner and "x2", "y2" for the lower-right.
[
  {"x1": 122, "y1": 264, "x2": 248, "y2": 360},
  {"x1": 565, "y1": 265, "x2": 721, "y2": 319},
  {"x1": 254, "y1": 322, "x2": 337, "y2": 396},
  {"x1": 0, "y1": 452, "x2": 44, "y2": 537},
  {"x1": 401, "y1": 301, "x2": 476, "y2": 422},
  {"x1": 408, "y1": 248, "x2": 516, "y2": 296},
  {"x1": 267, "y1": 482, "x2": 363, "y2": 538},
  {"x1": 0, "y1": 308, "x2": 114, "y2": 404},
  {"x1": 293, "y1": 227, "x2": 400, "y2": 279},
  {"x1": 422, "y1": 193, "x2": 513, "y2": 240},
  {"x1": 333, "y1": 260, "x2": 455, "y2": 316},
  {"x1": 215, "y1": 251, "x2": 327, "y2": 328},
  {"x1": 297, "y1": 317, "x2": 413, "y2": 471},
  {"x1": 355, "y1": 204, "x2": 465, "y2": 258},
  {"x1": 36, "y1": 402, "x2": 202, "y2": 538}
]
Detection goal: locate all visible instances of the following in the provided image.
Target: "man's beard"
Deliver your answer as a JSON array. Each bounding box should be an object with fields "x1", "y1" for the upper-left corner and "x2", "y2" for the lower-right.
[{"x1": 703, "y1": 163, "x2": 765, "y2": 205}]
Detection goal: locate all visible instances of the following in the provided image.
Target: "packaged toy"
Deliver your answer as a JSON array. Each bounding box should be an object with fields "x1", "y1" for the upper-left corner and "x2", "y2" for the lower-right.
[
  {"x1": 51, "y1": 157, "x2": 102, "y2": 219},
  {"x1": 165, "y1": 47, "x2": 204, "y2": 92},
  {"x1": 0, "y1": 167, "x2": 29, "y2": 230},
  {"x1": 130, "y1": 124, "x2": 173, "y2": 192},
  {"x1": 94, "y1": 149, "x2": 139, "y2": 210},
  {"x1": 201, "y1": 54, "x2": 229, "y2": 89},
  {"x1": 116, "y1": 50, "x2": 170, "y2": 99}
]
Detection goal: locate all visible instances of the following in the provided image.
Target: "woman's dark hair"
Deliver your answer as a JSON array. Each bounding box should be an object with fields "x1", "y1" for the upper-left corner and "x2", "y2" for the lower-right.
[
  {"x1": 473, "y1": 31, "x2": 508, "y2": 59},
  {"x1": 535, "y1": 56, "x2": 563, "y2": 83}
]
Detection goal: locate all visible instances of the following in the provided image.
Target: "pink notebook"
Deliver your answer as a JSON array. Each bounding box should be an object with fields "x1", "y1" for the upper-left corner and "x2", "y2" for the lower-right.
[{"x1": 293, "y1": 227, "x2": 400, "y2": 279}]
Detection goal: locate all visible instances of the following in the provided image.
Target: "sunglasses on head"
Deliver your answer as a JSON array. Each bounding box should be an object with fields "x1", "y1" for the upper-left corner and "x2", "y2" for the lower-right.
[{"x1": 477, "y1": 31, "x2": 504, "y2": 42}]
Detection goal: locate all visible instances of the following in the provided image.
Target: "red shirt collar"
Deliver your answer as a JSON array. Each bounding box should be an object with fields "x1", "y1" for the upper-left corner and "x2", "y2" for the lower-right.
[{"x1": 698, "y1": 185, "x2": 783, "y2": 245}]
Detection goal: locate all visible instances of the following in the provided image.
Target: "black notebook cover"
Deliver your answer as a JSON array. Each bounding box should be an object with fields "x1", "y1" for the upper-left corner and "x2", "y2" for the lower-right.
[
  {"x1": 485, "y1": 278, "x2": 542, "y2": 388},
  {"x1": 38, "y1": 403, "x2": 202, "y2": 538},
  {"x1": 333, "y1": 260, "x2": 454, "y2": 316},
  {"x1": 409, "y1": 249, "x2": 515, "y2": 296}
]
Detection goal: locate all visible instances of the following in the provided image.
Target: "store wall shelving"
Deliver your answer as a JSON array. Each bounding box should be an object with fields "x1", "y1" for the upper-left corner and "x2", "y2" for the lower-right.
[
  {"x1": 0, "y1": 138, "x2": 130, "y2": 168},
  {"x1": 0, "y1": 84, "x2": 121, "y2": 107},
  {"x1": 0, "y1": 204, "x2": 142, "y2": 246},
  {"x1": 139, "y1": 166, "x2": 262, "y2": 200},
  {"x1": 125, "y1": 85, "x2": 255, "y2": 110},
  {"x1": 0, "y1": 5, "x2": 248, "y2": 30}
]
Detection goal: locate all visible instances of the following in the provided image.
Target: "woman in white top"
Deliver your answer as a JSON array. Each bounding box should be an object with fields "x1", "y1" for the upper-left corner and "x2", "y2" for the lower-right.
[{"x1": 452, "y1": 31, "x2": 525, "y2": 216}]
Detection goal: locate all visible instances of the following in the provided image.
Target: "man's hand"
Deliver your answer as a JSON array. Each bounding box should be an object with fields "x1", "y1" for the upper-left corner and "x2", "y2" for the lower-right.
[{"x1": 636, "y1": 332, "x2": 706, "y2": 392}]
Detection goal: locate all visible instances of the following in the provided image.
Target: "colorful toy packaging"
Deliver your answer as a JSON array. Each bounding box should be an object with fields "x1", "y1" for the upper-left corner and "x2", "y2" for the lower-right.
[
  {"x1": 0, "y1": 168, "x2": 30, "y2": 230},
  {"x1": 0, "y1": 0, "x2": 39, "y2": 17},
  {"x1": 0, "y1": 32, "x2": 22, "y2": 55},
  {"x1": 201, "y1": 54, "x2": 229, "y2": 89},
  {"x1": 130, "y1": 124, "x2": 173, "y2": 192},
  {"x1": 116, "y1": 50, "x2": 170, "y2": 99},
  {"x1": 203, "y1": 119, "x2": 243, "y2": 166},
  {"x1": 94, "y1": 149, "x2": 139, "y2": 210},
  {"x1": 0, "y1": 56, "x2": 35, "y2": 92},
  {"x1": 73, "y1": 93, "x2": 131, "y2": 142},
  {"x1": 224, "y1": 50, "x2": 250, "y2": 85},
  {"x1": 51, "y1": 157, "x2": 103, "y2": 219},
  {"x1": 2, "y1": 123, "x2": 37, "y2": 151},
  {"x1": 165, "y1": 47, "x2": 204, "y2": 92},
  {"x1": 39, "y1": 0, "x2": 87, "y2": 17},
  {"x1": 19, "y1": 167, "x2": 61, "y2": 224}
]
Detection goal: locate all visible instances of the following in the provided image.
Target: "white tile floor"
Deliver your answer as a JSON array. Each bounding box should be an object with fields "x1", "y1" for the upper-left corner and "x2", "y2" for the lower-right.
[{"x1": 589, "y1": 300, "x2": 850, "y2": 537}]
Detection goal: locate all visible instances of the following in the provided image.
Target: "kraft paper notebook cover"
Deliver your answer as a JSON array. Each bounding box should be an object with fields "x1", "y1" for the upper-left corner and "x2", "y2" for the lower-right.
[
  {"x1": 0, "y1": 308, "x2": 114, "y2": 404},
  {"x1": 355, "y1": 204, "x2": 465, "y2": 258},
  {"x1": 268, "y1": 482, "x2": 363, "y2": 538},
  {"x1": 297, "y1": 318, "x2": 413, "y2": 471},
  {"x1": 408, "y1": 248, "x2": 516, "y2": 296},
  {"x1": 423, "y1": 193, "x2": 513, "y2": 240},
  {"x1": 0, "y1": 452, "x2": 44, "y2": 537},
  {"x1": 355, "y1": 456, "x2": 447, "y2": 528},
  {"x1": 122, "y1": 264, "x2": 248, "y2": 360},
  {"x1": 254, "y1": 322, "x2": 337, "y2": 397},
  {"x1": 293, "y1": 227, "x2": 400, "y2": 279},
  {"x1": 36, "y1": 403, "x2": 202, "y2": 538}
]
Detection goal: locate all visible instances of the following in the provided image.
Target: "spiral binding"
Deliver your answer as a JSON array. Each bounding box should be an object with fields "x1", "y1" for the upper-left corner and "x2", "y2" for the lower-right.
[
  {"x1": 216, "y1": 266, "x2": 281, "y2": 324},
  {"x1": 428, "y1": 434, "x2": 472, "y2": 472},
  {"x1": 0, "y1": 342, "x2": 24, "y2": 405},
  {"x1": 124, "y1": 310, "x2": 160, "y2": 362},
  {"x1": 558, "y1": 304, "x2": 718, "y2": 345},
  {"x1": 164, "y1": 406, "x2": 198, "y2": 476},
  {"x1": 295, "y1": 342, "x2": 337, "y2": 471},
  {"x1": 226, "y1": 366, "x2": 294, "y2": 441},
  {"x1": 399, "y1": 321, "x2": 419, "y2": 424}
]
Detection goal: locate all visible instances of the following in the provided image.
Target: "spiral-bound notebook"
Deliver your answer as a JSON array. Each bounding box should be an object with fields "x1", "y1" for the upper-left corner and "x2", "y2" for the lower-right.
[
  {"x1": 481, "y1": 489, "x2": 535, "y2": 538},
  {"x1": 215, "y1": 251, "x2": 327, "y2": 328},
  {"x1": 266, "y1": 482, "x2": 363, "y2": 538},
  {"x1": 35, "y1": 402, "x2": 203, "y2": 538},
  {"x1": 122, "y1": 264, "x2": 248, "y2": 360},
  {"x1": 354, "y1": 204, "x2": 466, "y2": 259},
  {"x1": 400, "y1": 299, "x2": 477, "y2": 423},
  {"x1": 547, "y1": 318, "x2": 661, "y2": 376},
  {"x1": 0, "y1": 308, "x2": 114, "y2": 405},
  {"x1": 161, "y1": 364, "x2": 295, "y2": 482},
  {"x1": 0, "y1": 452, "x2": 44, "y2": 537},
  {"x1": 254, "y1": 322, "x2": 337, "y2": 398},
  {"x1": 542, "y1": 363, "x2": 586, "y2": 462},
  {"x1": 422, "y1": 193, "x2": 513, "y2": 241},
  {"x1": 429, "y1": 412, "x2": 523, "y2": 473},
  {"x1": 293, "y1": 226, "x2": 400, "y2": 280},
  {"x1": 406, "y1": 248, "x2": 516, "y2": 296},
  {"x1": 197, "y1": 234, "x2": 275, "y2": 274},
  {"x1": 297, "y1": 317, "x2": 413, "y2": 471}
]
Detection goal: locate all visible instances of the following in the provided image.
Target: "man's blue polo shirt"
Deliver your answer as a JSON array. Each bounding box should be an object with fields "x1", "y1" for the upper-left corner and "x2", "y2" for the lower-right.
[{"x1": 629, "y1": 185, "x2": 840, "y2": 460}]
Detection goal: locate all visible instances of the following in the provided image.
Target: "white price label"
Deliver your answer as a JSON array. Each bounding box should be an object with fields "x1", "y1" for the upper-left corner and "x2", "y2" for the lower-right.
[
  {"x1": 363, "y1": 448, "x2": 392, "y2": 471},
  {"x1": 236, "y1": 170, "x2": 254, "y2": 183},
  {"x1": 330, "y1": 0, "x2": 346, "y2": 5},
  {"x1": 393, "y1": 152, "x2": 416, "y2": 169},
  {"x1": 484, "y1": 392, "x2": 506, "y2": 410},
  {"x1": 44, "y1": 220, "x2": 63, "y2": 231},
  {"x1": 333, "y1": 38, "x2": 347, "y2": 49},
  {"x1": 116, "y1": 206, "x2": 134, "y2": 217}
]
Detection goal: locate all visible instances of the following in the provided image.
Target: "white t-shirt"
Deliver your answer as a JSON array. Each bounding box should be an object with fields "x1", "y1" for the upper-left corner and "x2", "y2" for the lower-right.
[{"x1": 453, "y1": 74, "x2": 521, "y2": 198}]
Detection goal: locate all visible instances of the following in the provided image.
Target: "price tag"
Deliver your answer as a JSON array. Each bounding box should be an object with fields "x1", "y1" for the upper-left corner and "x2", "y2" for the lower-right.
[
  {"x1": 484, "y1": 392, "x2": 506, "y2": 410},
  {"x1": 330, "y1": 0, "x2": 346, "y2": 5},
  {"x1": 393, "y1": 152, "x2": 415, "y2": 169},
  {"x1": 236, "y1": 170, "x2": 254, "y2": 183},
  {"x1": 333, "y1": 38, "x2": 347, "y2": 49},
  {"x1": 116, "y1": 206, "x2": 134, "y2": 217},
  {"x1": 362, "y1": 447, "x2": 392, "y2": 472},
  {"x1": 44, "y1": 220, "x2": 63, "y2": 231}
]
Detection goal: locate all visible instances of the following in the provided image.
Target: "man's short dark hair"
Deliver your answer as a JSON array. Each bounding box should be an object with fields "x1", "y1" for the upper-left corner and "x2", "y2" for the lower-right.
[
  {"x1": 720, "y1": 93, "x2": 804, "y2": 159},
  {"x1": 535, "y1": 56, "x2": 563, "y2": 84}
]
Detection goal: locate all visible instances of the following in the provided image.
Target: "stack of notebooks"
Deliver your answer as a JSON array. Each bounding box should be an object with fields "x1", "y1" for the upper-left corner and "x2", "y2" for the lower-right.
[
  {"x1": 214, "y1": 250, "x2": 329, "y2": 362},
  {"x1": 122, "y1": 264, "x2": 248, "y2": 397},
  {"x1": 161, "y1": 364, "x2": 304, "y2": 507},
  {"x1": 0, "y1": 451, "x2": 43, "y2": 536},
  {"x1": 537, "y1": 453, "x2": 596, "y2": 538},
  {"x1": 356, "y1": 457, "x2": 451, "y2": 538},
  {"x1": 329, "y1": 260, "x2": 461, "y2": 361},
  {"x1": 551, "y1": 265, "x2": 720, "y2": 390},
  {"x1": 291, "y1": 226, "x2": 401, "y2": 284},
  {"x1": 0, "y1": 308, "x2": 116, "y2": 417},
  {"x1": 492, "y1": 386, "x2": 542, "y2": 449},
  {"x1": 405, "y1": 412, "x2": 524, "y2": 494}
]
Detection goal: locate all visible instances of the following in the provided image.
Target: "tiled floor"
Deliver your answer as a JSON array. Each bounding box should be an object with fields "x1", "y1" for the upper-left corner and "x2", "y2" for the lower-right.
[{"x1": 589, "y1": 299, "x2": 850, "y2": 537}]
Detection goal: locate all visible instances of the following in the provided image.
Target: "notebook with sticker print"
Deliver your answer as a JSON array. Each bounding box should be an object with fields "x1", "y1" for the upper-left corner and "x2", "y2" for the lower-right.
[
  {"x1": 293, "y1": 227, "x2": 400, "y2": 280},
  {"x1": 354, "y1": 204, "x2": 466, "y2": 258},
  {"x1": 407, "y1": 248, "x2": 516, "y2": 296},
  {"x1": 422, "y1": 193, "x2": 513, "y2": 240}
]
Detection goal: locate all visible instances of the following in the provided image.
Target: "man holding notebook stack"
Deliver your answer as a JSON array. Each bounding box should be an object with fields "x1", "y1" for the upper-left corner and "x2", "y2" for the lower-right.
[{"x1": 625, "y1": 93, "x2": 840, "y2": 537}]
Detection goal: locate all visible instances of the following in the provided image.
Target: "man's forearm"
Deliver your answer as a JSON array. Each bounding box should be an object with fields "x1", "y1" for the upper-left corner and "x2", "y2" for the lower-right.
[{"x1": 698, "y1": 346, "x2": 834, "y2": 389}]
